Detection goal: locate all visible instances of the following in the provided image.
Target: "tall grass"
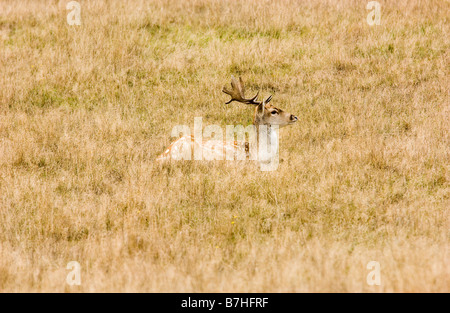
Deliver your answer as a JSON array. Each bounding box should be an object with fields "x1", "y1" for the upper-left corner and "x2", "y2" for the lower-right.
[{"x1": 0, "y1": 0, "x2": 448, "y2": 292}]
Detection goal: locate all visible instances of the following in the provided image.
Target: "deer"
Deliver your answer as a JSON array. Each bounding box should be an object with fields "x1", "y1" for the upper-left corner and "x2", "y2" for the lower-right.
[{"x1": 156, "y1": 76, "x2": 298, "y2": 167}]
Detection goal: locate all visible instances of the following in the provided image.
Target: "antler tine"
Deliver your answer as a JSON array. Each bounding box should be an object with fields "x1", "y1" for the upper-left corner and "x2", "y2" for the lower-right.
[{"x1": 222, "y1": 76, "x2": 261, "y2": 105}]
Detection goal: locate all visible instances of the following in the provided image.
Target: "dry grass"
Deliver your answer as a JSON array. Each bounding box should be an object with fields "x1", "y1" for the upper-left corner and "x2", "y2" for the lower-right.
[{"x1": 0, "y1": 0, "x2": 449, "y2": 292}]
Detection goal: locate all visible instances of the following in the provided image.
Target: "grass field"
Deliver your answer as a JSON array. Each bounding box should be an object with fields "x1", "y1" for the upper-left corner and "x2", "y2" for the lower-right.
[{"x1": 0, "y1": 0, "x2": 449, "y2": 292}]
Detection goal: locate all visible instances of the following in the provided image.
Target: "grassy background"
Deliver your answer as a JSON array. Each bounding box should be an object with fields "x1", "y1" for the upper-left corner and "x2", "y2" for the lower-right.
[{"x1": 0, "y1": 0, "x2": 448, "y2": 292}]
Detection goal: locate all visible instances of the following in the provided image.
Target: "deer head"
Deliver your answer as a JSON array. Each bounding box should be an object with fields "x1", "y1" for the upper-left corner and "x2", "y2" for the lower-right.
[{"x1": 222, "y1": 76, "x2": 298, "y2": 127}]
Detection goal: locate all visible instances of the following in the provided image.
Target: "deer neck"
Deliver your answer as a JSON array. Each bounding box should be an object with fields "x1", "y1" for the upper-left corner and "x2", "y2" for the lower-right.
[{"x1": 253, "y1": 120, "x2": 278, "y2": 147}]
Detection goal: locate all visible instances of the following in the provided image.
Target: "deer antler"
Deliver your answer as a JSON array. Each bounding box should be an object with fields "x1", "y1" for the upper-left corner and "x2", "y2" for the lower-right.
[{"x1": 222, "y1": 76, "x2": 261, "y2": 105}]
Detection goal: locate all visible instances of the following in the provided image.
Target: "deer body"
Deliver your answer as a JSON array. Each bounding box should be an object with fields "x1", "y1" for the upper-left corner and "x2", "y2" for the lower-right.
[
  {"x1": 156, "y1": 134, "x2": 251, "y2": 161},
  {"x1": 157, "y1": 76, "x2": 297, "y2": 163}
]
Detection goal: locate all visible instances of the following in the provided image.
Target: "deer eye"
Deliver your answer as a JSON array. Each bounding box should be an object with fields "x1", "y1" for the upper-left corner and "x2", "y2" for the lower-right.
[{"x1": 271, "y1": 110, "x2": 278, "y2": 115}]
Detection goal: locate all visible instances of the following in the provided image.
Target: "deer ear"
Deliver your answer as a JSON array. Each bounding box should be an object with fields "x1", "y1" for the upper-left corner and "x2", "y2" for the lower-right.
[{"x1": 256, "y1": 102, "x2": 265, "y2": 115}]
